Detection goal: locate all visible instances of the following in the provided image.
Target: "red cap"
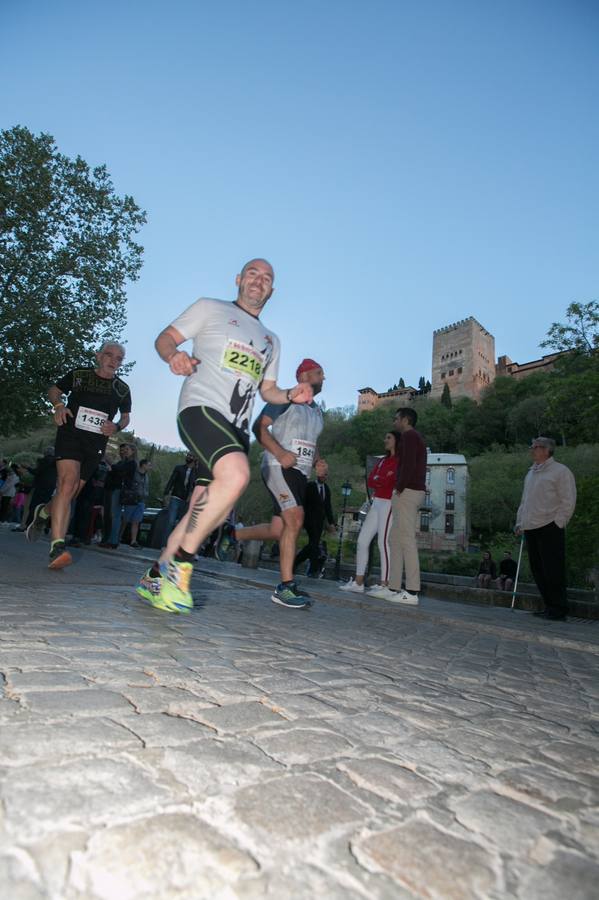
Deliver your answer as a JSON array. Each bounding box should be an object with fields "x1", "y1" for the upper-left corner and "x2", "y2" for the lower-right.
[{"x1": 296, "y1": 358, "x2": 322, "y2": 381}]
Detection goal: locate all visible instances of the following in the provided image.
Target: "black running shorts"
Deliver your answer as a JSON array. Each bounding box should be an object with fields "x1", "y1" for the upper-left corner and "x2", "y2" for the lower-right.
[
  {"x1": 54, "y1": 426, "x2": 106, "y2": 482},
  {"x1": 177, "y1": 406, "x2": 250, "y2": 486},
  {"x1": 262, "y1": 464, "x2": 307, "y2": 516}
]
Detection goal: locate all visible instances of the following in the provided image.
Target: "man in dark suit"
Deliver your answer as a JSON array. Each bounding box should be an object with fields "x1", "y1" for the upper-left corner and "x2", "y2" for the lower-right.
[
  {"x1": 294, "y1": 459, "x2": 336, "y2": 576},
  {"x1": 164, "y1": 454, "x2": 197, "y2": 535}
]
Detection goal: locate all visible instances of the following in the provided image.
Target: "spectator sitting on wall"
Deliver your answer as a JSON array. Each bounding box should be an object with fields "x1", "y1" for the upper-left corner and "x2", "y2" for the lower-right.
[
  {"x1": 476, "y1": 551, "x2": 496, "y2": 588},
  {"x1": 496, "y1": 551, "x2": 518, "y2": 592}
]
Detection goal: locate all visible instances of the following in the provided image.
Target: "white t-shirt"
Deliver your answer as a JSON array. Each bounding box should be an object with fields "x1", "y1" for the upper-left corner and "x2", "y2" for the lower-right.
[
  {"x1": 171, "y1": 298, "x2": 280, "y2": 436},
  {"x1": 259, "y1": 402, "x2": 324, "y2": 474}
]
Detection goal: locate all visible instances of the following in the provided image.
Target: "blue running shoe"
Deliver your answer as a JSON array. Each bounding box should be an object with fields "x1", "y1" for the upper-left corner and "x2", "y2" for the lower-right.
[{"x1": 271, "y1": 581, "x2": 311, "y2": 609}]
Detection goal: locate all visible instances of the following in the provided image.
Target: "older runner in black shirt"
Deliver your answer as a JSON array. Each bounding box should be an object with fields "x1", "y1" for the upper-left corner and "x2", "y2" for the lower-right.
[{"x1": 26, "y1": 341, "x2": 131, "y2": 569}]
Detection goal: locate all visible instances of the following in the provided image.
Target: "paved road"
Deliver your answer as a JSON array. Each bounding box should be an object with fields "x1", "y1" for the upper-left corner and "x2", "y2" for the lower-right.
[{"x1": 1, "y1": 529, "x2": 598, "y2": 899}]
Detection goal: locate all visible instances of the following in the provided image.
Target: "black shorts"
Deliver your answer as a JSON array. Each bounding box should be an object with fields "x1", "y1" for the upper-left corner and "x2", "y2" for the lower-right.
[
  {"x1": 54, "y1": 426, "x2": 106, "y2": 483},
  {"x1": 177, "y1": 406, "x2": 250, "y2": 486},
  {"x1": 262, "y1": 464, "x2": 307, "y2": 516}
]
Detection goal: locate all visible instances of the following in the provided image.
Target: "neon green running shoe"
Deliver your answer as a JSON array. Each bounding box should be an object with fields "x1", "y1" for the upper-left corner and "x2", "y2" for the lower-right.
[
  {"x1": 158, "y1": 559, "x2": 194, "y2": 613},
  {"x1": 136, "y1": 568, "x2": 162, "y2": 604}
]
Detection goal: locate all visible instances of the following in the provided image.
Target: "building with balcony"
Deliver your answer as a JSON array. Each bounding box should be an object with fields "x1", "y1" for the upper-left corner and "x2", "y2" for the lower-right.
[{"x1": 418, "y1": 452, "x2": 469, "y2": 551}]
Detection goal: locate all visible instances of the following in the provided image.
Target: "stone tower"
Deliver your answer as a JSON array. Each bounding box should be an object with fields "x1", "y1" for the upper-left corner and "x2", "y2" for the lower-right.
[{"x1": 431, "y1": 317, "x2": 495, "y2": 401}]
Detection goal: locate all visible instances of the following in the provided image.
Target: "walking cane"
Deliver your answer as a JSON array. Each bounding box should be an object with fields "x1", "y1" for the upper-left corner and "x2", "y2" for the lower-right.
[{"x1": 510, "y1": 535, "x2": 525, "y2": 610}]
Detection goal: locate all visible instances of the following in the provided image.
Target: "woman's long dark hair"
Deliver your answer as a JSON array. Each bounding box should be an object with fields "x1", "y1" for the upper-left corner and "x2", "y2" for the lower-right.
[{"x1": 385, "y1": 430, "x2": 402, "y2": 458}]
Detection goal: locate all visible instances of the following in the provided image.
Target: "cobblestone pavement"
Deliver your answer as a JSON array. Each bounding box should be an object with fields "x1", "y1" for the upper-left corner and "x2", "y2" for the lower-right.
[{"x1": 1, "y1": 530, "x2": 598, "y2": 899}]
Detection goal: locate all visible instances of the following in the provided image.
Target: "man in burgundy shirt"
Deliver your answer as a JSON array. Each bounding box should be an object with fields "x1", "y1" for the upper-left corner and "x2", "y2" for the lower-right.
[{"x1": 369, "y1": 407, "x2": 426, "y2": 605}]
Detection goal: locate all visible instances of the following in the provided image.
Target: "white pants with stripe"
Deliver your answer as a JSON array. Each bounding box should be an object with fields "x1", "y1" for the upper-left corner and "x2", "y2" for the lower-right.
[{"x1": 356, "y1": 497, "x2": 393, "y2": 581}]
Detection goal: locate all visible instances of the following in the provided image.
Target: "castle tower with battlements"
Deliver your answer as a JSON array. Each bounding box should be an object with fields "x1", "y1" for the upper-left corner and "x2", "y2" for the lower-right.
[{"x1": 431, "y1": 316, "x2": 495, "y2": 401}]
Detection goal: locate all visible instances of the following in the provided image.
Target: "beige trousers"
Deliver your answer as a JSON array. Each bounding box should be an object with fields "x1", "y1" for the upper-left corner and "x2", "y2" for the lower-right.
[{"x1": 389, "y1": 488, "x2": 425, "y2": 593}]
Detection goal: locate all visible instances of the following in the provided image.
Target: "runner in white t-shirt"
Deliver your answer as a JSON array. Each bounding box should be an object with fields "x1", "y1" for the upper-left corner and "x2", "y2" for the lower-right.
[
  {"x1": 217, "y1": 358, "x2": 326, "y2": 609},
  {"x1": 136, "y1": 259, "x2": 313, "y2": 613}
]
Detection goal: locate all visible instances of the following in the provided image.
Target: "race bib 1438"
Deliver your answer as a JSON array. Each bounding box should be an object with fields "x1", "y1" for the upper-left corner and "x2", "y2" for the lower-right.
[{"x1": 75, "y1": 406, "x2": 107, "y2": 434}]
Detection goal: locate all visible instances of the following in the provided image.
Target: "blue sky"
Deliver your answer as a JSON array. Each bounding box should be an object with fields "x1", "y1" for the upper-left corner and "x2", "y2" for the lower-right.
[{"x1": 2, "y1": 0, "x2": 598, "y2": 446}]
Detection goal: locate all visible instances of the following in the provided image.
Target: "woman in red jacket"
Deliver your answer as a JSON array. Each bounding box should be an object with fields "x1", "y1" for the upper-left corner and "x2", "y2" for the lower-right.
[{"x1": 340, "y1": 431, "x2": 399, "y2": 593}]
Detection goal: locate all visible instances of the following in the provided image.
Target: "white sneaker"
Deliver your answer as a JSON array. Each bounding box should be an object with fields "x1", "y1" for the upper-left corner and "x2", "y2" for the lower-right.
[
  {"x1": 368, "y1": 586, "x2": 397, "y2": 600},
  {"x1": 339, "y1": 579, "x2": 364, "y2": 593},
  {"x1": 397, "y1": 590, "x2": 419, "y2": 605},
  {"x1": 367, "y1": 583, "x2": 384, "y2": 593}
]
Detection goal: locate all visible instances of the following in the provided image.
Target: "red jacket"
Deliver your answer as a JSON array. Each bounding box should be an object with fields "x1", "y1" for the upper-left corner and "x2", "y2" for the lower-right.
[{"x1": 367, "y1": 455, "x2": 398, "y2": 500}]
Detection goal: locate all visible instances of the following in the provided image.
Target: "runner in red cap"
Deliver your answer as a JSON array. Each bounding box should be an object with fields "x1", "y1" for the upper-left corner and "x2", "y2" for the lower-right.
[
  {"x1": 218, "y1": 359, "x2": 326, "y2": 608},
  {"x1": 296, "y1": 358, "x2": 322, "y2": 380}
]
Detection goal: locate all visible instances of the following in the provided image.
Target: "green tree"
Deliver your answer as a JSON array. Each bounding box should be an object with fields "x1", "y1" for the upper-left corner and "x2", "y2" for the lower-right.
[
  {"x1": 506, "y1": 395, "x2": 550, "y2": 444},
  {"x1": 398, "y1": 377, "x2": 405, "y2": 388},
  {"x1": 413, "y1": 398, "x2": 455, "y2": 451},
  {"x1": 566, "y1": 474, "x2": 599, "y2": 587},
  {"x1": 541, "y1": 301, "x2": 599, "y2": 354},
  {"x1": 317, "y1": 406, "x2": 354, "y2": 458},
  {"x1": 440, "y1": 382, "x2": 452, "y2": 408},
  {"x1": 537, "y1": 301, "x2": 599, "y2": 444},
  {"x1": 0, "y1": 126, "x2": 146, "y2": 435},
  {"x1": 349, "y1": 405, "x2": 396, "y2": 462}
]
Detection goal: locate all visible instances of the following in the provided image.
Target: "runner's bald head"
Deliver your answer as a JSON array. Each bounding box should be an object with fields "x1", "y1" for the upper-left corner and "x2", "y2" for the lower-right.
[{"x1": 240, "y1": 258, "x2": 274, "y2": 282}]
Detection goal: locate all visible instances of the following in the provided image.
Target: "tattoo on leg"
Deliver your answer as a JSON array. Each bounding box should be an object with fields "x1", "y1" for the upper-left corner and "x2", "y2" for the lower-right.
[{"x1": 186, "y1": 487, "x2": 209, "y2": 533}]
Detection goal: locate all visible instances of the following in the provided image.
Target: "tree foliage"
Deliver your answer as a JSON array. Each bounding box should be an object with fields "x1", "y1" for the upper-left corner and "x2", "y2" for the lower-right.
[
  {"x1": 542, "y1": 301, "x2": 599, "y2": 354},
  {"x1": 440, "y1": 382, "x2": 452, "y2": 409},
  {"x1": 0, "y1": 125, "x2": 146, "y2": 435}
]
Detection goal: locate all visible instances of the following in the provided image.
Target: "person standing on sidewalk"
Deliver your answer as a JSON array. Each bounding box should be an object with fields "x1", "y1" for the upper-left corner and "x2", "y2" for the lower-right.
[
  {"x1": 340, "y1": 431, "x2": 399, "y2": 593},
  {"x1": 219, "y1": 358, "x2": 326, "y2": 608},
  {"x1": 120, "y1": 458, "x2": 151, "y2": 547},
  {"x1": 293, "y1": 459, "x2": 336, "y2": 577},
  {"x1": 99, "y1": 443, "x2": 137, "y2": 549},
  {"x1": 135, "y1": 258, "x2": 313, "y2": 613},
  {"x1": 369, "y1": 408, "x2": 426, "y2": 606},
  {"x1": 163, "y1": 454, "x2": 197, "y2": 536},
  {"x1": 26, "y1": 342, "x2": 131, "y2": 569},
  {"x1": 515, "y1": 437, "x2": 576, "y2": 622}
]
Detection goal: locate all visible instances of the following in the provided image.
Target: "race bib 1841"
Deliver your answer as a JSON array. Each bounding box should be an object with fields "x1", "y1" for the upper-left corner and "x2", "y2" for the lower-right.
[
  {"x1": 75, "y1": 406, "x2": 107, "y2": 434},
  {"x1": 291, "y1": 439, "x2": 316, "y2": 473},
  {"x1": 221, "y1": 339, "x2": 264, "y2": 384}
]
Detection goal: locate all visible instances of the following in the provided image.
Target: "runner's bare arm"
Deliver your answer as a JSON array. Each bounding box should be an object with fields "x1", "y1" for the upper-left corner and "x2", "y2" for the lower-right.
[
  {"x1": 260, "y1": 380, "x2": 313, "y2": 405},
  {"x1": 155, "y1": 325, "x2": 200, "y2": 376},
  {"x1": 101, "y1": 412, "x2": 130, "y2": 436},
  {"x1": 253, "y1": 413, "x2": 297, "y2": 469},
  {"x1": 48, "y1": 384, "x2": 73, "y2": 426}
]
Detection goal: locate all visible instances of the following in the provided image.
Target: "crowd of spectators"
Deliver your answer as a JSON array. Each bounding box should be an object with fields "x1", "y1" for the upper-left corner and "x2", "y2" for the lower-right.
[
  {"x1": 1, "y1": 445, "x2": 216, "y2": 554},
  {"x1": 0, "y1": 444, "x2": 152, "y2": 548}
]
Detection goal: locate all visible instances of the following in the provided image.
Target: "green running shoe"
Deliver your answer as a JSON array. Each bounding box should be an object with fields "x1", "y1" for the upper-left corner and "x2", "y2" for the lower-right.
[
  {"x1": 48, "y1": 542, "x2": 73, "y2": 570},
  {"x1": 215, "y1": 525, "x2": 235, "y2": 561},
  {"x1": 136, "y1": 568, "x2": 162, "y2": 604},
  {"x1": 26, "y1": 503, "x2": 48, "y2": 542},
  {"x1": 158, "y1": 559, "x2": 194, "y2": 612},
  {"x1": 271, "y1": 581, "x2": 311, "y2": 609}
]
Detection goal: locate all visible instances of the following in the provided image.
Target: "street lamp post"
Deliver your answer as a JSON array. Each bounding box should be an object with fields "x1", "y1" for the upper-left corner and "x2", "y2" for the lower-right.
[{"x1": 334, "y1": 480, "x2": 352, "y2": 581}]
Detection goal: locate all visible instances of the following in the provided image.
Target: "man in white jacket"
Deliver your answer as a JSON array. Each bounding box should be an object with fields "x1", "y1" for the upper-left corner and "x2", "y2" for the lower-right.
[{"x1": 515, "y1": 437, "x2": 576, "y2": 621}]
